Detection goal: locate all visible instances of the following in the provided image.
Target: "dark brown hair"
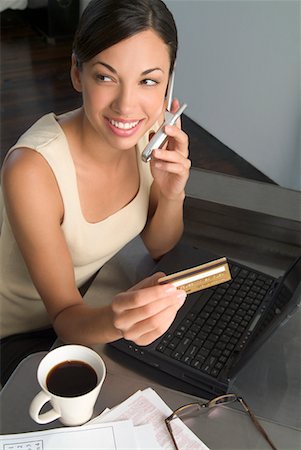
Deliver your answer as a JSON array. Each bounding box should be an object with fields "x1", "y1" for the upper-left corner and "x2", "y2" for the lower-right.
[{"x1": 73, "y1": 0, "x2": 178, "y2": 74}]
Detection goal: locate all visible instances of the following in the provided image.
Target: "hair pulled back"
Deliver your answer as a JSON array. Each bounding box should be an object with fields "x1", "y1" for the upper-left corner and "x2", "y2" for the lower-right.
[{"x1": 73, "y1": 0, "x2": 178, "y2": 74}]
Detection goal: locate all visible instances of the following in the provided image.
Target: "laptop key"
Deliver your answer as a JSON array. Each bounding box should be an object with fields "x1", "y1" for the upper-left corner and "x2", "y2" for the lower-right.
[
  {"x1": 187, "y1": 345, "x2": 199, "y2": 358},
  {"x1": 204, "y1": 340, "x2": 215, "y2": 350},
  {"x1": 240, "y1": 269, "x2": 249, "y2": 278},
  {"x1": 182, "y1": 355, "x2": 192, "y2": 364},
  {"x1": 176, "y1": 337, "x2": 192, "y2": 354},
  {"x1": 185, "y1": 330, "x2": 197, "y2": 340},
  {"x1": 191, "y1": 359, "x2": 202, "y2": 369},
  {"x1": 162, "y1": 348, "x2": 172, "y2": 356},
  {"x1": 171, "y1": 351, "x2": 182, "y2": 360},
  {"x1": 230, "y1": 265, "x2": 241, "y2": 278},
  {"x1": 168, "y1": 338, "x2": 180, "y2": 350},
  {"x1": 191, "y1": 324, "x2": 201, "y2": 333},
  {"x1": 197, "y1": 347, "x2": 210, "y2": 358}
]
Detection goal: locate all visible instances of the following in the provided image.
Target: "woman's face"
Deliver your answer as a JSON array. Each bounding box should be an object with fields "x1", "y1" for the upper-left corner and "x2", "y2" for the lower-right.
[{"x1": 72, "y1": 29, "x2": 171, "y2": 151}]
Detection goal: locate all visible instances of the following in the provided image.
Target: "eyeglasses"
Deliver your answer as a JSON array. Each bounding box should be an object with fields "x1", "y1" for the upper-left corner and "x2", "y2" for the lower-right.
[{"x1": 165, "y1": 393, "x2": 277, "y2": 450}]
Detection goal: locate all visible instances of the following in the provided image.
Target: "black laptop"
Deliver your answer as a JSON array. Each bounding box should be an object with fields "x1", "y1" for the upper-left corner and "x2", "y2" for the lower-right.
[{"x1": 110, "y1": 242, "x2": 301, "y2": 396}]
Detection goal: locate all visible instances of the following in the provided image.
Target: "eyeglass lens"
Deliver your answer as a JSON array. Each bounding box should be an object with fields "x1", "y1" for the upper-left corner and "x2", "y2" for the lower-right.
[{"x1": 208, "y1": 393, "x2": 237, "y2": 408}]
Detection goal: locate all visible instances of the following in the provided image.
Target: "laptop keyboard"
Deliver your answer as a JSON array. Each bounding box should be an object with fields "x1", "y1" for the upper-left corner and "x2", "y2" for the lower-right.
[{"x1": 156, "y1": 262, "x2": 274, "y2": 378}]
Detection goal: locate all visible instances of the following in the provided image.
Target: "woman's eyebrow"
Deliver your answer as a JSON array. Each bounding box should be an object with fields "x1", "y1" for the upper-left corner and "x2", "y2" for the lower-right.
[
  {"x1": 93, "y1": 61, "x2": 164, "y2": 76},
  {"x1": 93, "y1": 61, "x2": 117, "y2": 73},
  {"x1": 141, "y1": 67, "x2": 164, "y2": 75}
]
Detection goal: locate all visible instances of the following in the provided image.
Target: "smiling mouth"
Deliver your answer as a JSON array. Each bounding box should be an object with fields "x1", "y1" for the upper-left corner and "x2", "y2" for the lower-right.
[{"x1": 109, "y1": 119, "x2": 140, "y2": 130}]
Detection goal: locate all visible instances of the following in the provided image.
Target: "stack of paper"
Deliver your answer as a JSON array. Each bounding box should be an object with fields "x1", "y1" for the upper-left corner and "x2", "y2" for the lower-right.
[
  {"x1": 89, "y1": 387, "x2": 210, "y2": 450},
  {"x1": 0, "y1": 388, "x2": 210, "y2": 450}
]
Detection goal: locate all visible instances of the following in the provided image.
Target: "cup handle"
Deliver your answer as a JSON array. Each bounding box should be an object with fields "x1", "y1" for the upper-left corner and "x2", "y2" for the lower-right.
[{"x1": 29, "y1": 391, "x2": 61, "y2": 424}]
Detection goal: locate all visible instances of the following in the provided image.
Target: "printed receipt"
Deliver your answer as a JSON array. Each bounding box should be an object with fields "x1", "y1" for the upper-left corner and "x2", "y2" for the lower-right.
[{"x1": 89, "y1": 387, "x2": 210, "y2": 450}]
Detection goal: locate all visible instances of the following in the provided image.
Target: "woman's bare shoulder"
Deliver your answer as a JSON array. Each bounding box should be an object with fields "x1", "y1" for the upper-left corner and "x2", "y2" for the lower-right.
[
  {"x1": 2, "y1": 147, "x2": 56, "y2": 185},
  {"x1": 2, "y1": 147, "x2": 63, "y2": 219}
]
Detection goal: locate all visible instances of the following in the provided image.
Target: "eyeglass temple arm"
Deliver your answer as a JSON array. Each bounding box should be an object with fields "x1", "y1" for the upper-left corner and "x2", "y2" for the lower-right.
[
  {"x1": 238, "y1": 397, "x2": 278, "y2": 450},
  {"x1": 165, "y1": 418, "x2": 180, "y2": 450}
]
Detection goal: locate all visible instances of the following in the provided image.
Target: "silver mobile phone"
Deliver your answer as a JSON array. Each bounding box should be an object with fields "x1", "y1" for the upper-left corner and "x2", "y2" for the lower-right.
[{"x1": 141, "y1": 71, "x2": 187, "y2": 163}]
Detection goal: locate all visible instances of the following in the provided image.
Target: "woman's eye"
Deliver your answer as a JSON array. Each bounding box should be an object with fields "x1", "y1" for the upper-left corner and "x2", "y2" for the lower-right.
[
  {"x1": 96, "y1": 74, "x2": 113, "y2": 82},
  {"x1": 141, "y1": 79, "x2": 158, "y2": 86}
]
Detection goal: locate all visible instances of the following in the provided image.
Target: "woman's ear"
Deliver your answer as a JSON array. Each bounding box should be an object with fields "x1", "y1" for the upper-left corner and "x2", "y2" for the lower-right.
[{"x1": 70, "y1": 53, "x2": 82, "y2": 93}]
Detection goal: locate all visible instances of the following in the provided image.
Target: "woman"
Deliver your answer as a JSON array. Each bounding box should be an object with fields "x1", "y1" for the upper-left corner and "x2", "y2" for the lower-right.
[{"x1": 0, "y1": 0, "x2": 190, "y2": 384}]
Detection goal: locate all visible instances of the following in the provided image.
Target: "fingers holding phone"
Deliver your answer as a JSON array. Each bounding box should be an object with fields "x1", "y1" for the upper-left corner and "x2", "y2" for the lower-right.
[
  {"x1": 149, "y1": 108, "x2": 191, "y2": 200},
  {"x1": 141, "y1": 100, "x2": 188, "y2": 163}
]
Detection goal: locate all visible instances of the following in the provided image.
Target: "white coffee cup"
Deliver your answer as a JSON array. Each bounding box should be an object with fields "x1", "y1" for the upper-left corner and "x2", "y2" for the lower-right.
[{"x1": 29, "y1": 344, "x2": 106, "y2": 426}]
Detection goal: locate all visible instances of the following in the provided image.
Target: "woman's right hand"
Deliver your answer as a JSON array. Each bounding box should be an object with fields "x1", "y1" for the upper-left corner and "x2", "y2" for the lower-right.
[{"x1": 111, "y1": 272, "x2": 187, "y2": 346}]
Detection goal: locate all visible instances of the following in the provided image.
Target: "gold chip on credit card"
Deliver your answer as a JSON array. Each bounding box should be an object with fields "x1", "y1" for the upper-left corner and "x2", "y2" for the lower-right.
[{"x1": 158, "y1": 257, "x2": 231, "y2": 294}]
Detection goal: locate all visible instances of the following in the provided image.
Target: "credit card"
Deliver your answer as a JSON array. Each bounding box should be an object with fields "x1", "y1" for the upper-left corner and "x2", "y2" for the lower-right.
[{"x1": 158, "y1": 257, "x2": 231, "y2": 294}]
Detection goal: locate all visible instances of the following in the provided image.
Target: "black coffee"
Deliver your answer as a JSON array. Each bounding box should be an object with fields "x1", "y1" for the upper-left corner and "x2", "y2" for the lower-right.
[{"x1": 46, "y1": 360, "x2": 98, "y2": 397}]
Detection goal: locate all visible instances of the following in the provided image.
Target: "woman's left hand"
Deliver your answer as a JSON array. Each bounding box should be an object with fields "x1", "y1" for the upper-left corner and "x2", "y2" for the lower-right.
[{"x1": 150, "y1": 98, "x2": 191, "y2": 200}]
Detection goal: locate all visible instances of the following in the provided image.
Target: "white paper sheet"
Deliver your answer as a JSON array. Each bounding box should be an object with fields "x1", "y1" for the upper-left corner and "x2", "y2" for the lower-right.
[
  {"x1": 0, "y1": 421, "x2": 138, "y2": 450},
  {"x1": 135, "y1": 424, "x2": 162, "y2": 450}
]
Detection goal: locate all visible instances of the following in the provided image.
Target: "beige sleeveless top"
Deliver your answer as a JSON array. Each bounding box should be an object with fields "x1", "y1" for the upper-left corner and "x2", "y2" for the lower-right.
[{"x1": 0, "y1": 111, "x2": 154, "y2": 337}]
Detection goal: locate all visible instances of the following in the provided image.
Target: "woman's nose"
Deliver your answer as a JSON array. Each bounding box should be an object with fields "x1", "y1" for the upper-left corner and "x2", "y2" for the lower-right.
[{"x1": 111, "y1": 85, "x2": 136, "y2": 116}]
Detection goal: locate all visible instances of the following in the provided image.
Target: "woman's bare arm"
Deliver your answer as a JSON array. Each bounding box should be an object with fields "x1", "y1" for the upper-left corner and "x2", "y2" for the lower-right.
[{"x1": 2, "y1": 148, "x2": 186, "y2": 346}]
